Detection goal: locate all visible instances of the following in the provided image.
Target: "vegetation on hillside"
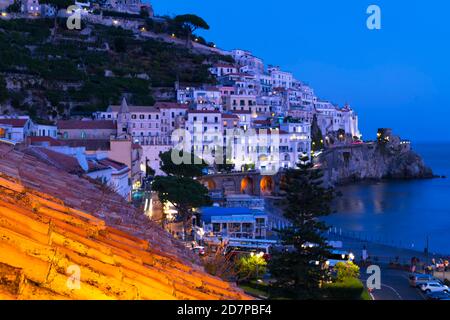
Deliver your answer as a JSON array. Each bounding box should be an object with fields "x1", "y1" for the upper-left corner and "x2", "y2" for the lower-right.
[{"x1": 0, "y1": 18, "x2": 231, "y2": 119}]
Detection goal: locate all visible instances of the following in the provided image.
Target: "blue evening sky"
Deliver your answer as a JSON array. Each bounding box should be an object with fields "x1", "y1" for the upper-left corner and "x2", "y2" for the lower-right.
[{"x1": 150, "y1": 0, "x2": 450, "y2": 142}]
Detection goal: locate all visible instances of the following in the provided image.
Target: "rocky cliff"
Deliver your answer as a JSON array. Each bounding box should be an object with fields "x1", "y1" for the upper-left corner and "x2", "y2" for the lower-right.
[{"x1": 318, "y1": 129, "x2": 434, "y2": 185}]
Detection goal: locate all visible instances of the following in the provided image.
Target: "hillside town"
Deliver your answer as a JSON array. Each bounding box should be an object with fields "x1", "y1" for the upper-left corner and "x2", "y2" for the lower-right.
[{"x1": 0, "y1": 0, "x2": 363, "y2": 249}]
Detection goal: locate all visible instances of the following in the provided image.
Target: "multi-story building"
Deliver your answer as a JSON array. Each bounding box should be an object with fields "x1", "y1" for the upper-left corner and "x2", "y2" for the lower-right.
[
  {"x1": 97, "y1": 99, "x2": 188, "y2": 139},
  {"x1": 177, "y1": 87, "x2": 222, "y2": 108},
  {"x1": 21, "y1": 0, "x2": 40, "y2": 15},
  {"x1": 225, "y1": 94, "x2": 257, "y2": 112},
  {"x1": 268, "y1": 65, "x2": 294, "y2": 89},
  {"x1": 158, "y1": 102, "x2": 189, "y2": 136},
  {"x1": 208, "y1": 64, "x2": 238, "y2": 77},
  {"x1": 230, "y1": 49, "x2": 264, "y2": 75},
  {"x1": 186, "y1": 110, "x2": 223, "y2": 164},
  {"x1": 314, "y1": 102, "x2": 360, "y2": 138}
]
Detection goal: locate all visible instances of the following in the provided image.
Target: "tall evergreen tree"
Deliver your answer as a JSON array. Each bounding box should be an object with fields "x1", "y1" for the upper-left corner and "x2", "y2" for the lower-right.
[{"x1": 269, "y1": 156, "x2": 334, "y2": 299}]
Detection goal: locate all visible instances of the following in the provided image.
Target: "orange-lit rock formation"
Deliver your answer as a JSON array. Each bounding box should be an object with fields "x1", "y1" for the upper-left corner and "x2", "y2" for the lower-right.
[{"x1": 0, "y1": 143, "x2": 250, "y2": 300}]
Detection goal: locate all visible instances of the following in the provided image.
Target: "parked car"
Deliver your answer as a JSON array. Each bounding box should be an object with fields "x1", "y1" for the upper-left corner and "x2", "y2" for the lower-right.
[
  {"x1": 408, "y1": 273, "x2": 441, "y2": 287},
  {"x1": 425, "y1": 291, "x2": 450, "y2": 300},
  {"x1": 419, "y1": 281, "x2": 449, "y2": 294}
]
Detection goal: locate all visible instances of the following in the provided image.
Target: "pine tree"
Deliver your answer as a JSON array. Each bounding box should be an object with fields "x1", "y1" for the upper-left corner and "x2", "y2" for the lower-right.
[{"x1": 269, "y1": 156, "x2": 334, "y2": 299}]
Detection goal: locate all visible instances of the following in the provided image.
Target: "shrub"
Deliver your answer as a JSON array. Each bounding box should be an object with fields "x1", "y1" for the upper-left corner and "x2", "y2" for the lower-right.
[
  {"x1": 323, "y1": 277, "x2": 365, "y2": 300},
  {"x1": 236, "y1": 254, "x2": 267, "y2": 281},
  {"x1": 335, "y1": 261, "x2": 360, "y2": 282}
]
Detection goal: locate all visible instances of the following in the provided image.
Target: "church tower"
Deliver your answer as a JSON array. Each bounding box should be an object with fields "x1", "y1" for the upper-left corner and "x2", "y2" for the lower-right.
[{"x1": 117, "y1": 97, "x2": 130, "y2": 137}]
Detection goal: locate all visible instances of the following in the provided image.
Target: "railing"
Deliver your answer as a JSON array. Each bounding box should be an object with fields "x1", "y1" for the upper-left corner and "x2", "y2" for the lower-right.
[
  {"x1": 326, "y1": 227, "x2": 425, "y2": 252},
  {"x1": 326, "y1": 227, "x2": 450, "y2": 256}
]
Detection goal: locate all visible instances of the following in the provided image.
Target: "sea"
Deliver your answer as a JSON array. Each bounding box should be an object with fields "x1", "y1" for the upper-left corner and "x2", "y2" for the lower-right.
[{"x1": 324, "y1": 142, "x2": 450, "y2": 255}]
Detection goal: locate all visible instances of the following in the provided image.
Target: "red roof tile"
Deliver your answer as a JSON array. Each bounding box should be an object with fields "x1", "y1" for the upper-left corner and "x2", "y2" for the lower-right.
[
  {"x1": 154, "y1": 102, "x2": 189, "y2": 110},
  {"x1": 27, "y1": 136, "x2": 64, "y2": 146},
  {"x1": 0, "y1": 143, "x2": 250, "y2": 300},
  {"x1": 58, "y1": 120, "x2": 116, "y2": 130},
  {"x1": 22, "y1": 146, "x2": 109, "y2": 175},
  {"x1": 0, "y1": 118, "x2": 29, "y2": 128},
  {"x1": 98, "y1": 158, "x2": 128, "y2": 171},
  {"x1": 188, "y1": 110, "x2": 221, "y2": 114}
]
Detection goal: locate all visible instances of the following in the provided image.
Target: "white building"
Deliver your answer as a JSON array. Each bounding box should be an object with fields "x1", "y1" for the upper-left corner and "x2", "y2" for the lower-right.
[
  {"x1": 0, "y1": 116, "x2": 33, "y2": 143},
  {"x1": 314, "y1": 102, "x2": 361, "y2": 138},
  {"x1": 96, "y1": 157, "x2": 131, "y2": 198},
  {"x1": 31, "y1": 123, "x2": 58, "y2": 138},
  {"x1": 268, "y1": 66, "x2": 294, "y2": 89},
  {"x1": 200, "y1": 207, "x2": 268, "y2": 240},
  {"x1": 186, "y1": 110, "x2": 223, "y2": 165},
  {"x1": 230, "y1": 49, "x2": 264, "y2": 75},
  {"x1": 141, "y1": 136, "x2": 172, "y2": 176},
  {"x1": 208, "y1": 64, "x2": 238, "y2": 77},
  {"x1": 21, "y1": 0, "x2": 40, "y2": 15},
  {"x1": 177, "y1": 87, "x2": 222, "y2": 108}
]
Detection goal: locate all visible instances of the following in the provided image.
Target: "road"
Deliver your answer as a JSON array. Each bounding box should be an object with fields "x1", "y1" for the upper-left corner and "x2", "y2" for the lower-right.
[{"x1": 360, "y1": 265, "x2": 425, "y2": 300}]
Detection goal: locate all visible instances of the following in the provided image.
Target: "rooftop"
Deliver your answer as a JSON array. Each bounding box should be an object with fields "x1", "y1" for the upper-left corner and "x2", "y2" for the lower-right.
[
  {"x1": 0, "y1": 142, "x2": 250, "y2": 300},
  {"x1": 57, "y1": 120, "x2": 116, "y2": 130},
  {"x1": 0, "y1": 118, "x2": 29, "y2": 128},
  {"x1": 200, "y1": 207, "x2": 266, "y2": 224}
]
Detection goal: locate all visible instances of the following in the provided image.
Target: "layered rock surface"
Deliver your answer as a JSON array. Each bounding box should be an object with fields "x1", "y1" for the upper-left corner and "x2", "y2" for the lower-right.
[
  {"x1": 319, "y1": 136, "x2": 433, "y2": 185},
  {"x1": 0, "y1": 143, "x2": 250, "y2": 300}
]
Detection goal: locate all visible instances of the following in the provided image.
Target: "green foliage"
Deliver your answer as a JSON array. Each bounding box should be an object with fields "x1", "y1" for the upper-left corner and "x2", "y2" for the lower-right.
[
  {"x1": 6, "y1": 0, "x2": 21, "y2": 13},
  {"x1": 152, "y1": 176, "x2": 211, "y2": 212},
  {"x1": 335, "y1": 262, "x2": 360, "y2": 282},
  {"x1": 0, "y1": 75, "x2": 7, "y2": 103},
  {"x1": 268, "y1": 159, "x2": 335, "y2": 299},
  {"x1": 152, "y1": 175, "x2": 211, "y2": 237},
  {"x1": 173, "y1": 14, "x2": 210, "y2": 33},
  {"x1": 159, "y1": 149, "x2": 208, "y2": 178},
  {"x1": 153, "y1": 149, "x2": 211, "y2": 239},
  {"x1": 323, "y1": 277, "x2": 365, "y2": 300},
  {"x1": 113, "y1": 36, "x2": 127, "y2": 53},
  {"x1": 239, "y1": 280, "x2": 269, "y2": 298},
  {"x1": 311, "y1": 114, "x2": 324, "y2": 151},
  {"x1": 173, "y1": 14, "x2": 210, "y2": 47},
  {"x1": 0, "y1": 18, "x2": 222, "y2": 119},
  {"x1": 237, "y1": 254, "x2": 267, "y2": 281}
]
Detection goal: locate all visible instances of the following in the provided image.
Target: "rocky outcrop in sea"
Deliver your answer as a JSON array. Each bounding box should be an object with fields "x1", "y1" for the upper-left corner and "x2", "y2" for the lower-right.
[{"x1": 318, "y1": 129, "x2": 434, "y2": 185}]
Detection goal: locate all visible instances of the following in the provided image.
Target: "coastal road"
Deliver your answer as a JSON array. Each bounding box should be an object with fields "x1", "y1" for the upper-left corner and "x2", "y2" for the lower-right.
[{"x1": 360, "y1": 265, "x2": 425, "y2": 300}]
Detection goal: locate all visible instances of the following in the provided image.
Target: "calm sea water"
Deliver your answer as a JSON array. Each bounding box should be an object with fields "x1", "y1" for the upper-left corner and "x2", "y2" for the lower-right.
[{"x1": 324, "y1": 143, "x2": 450, "y2": 255}]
